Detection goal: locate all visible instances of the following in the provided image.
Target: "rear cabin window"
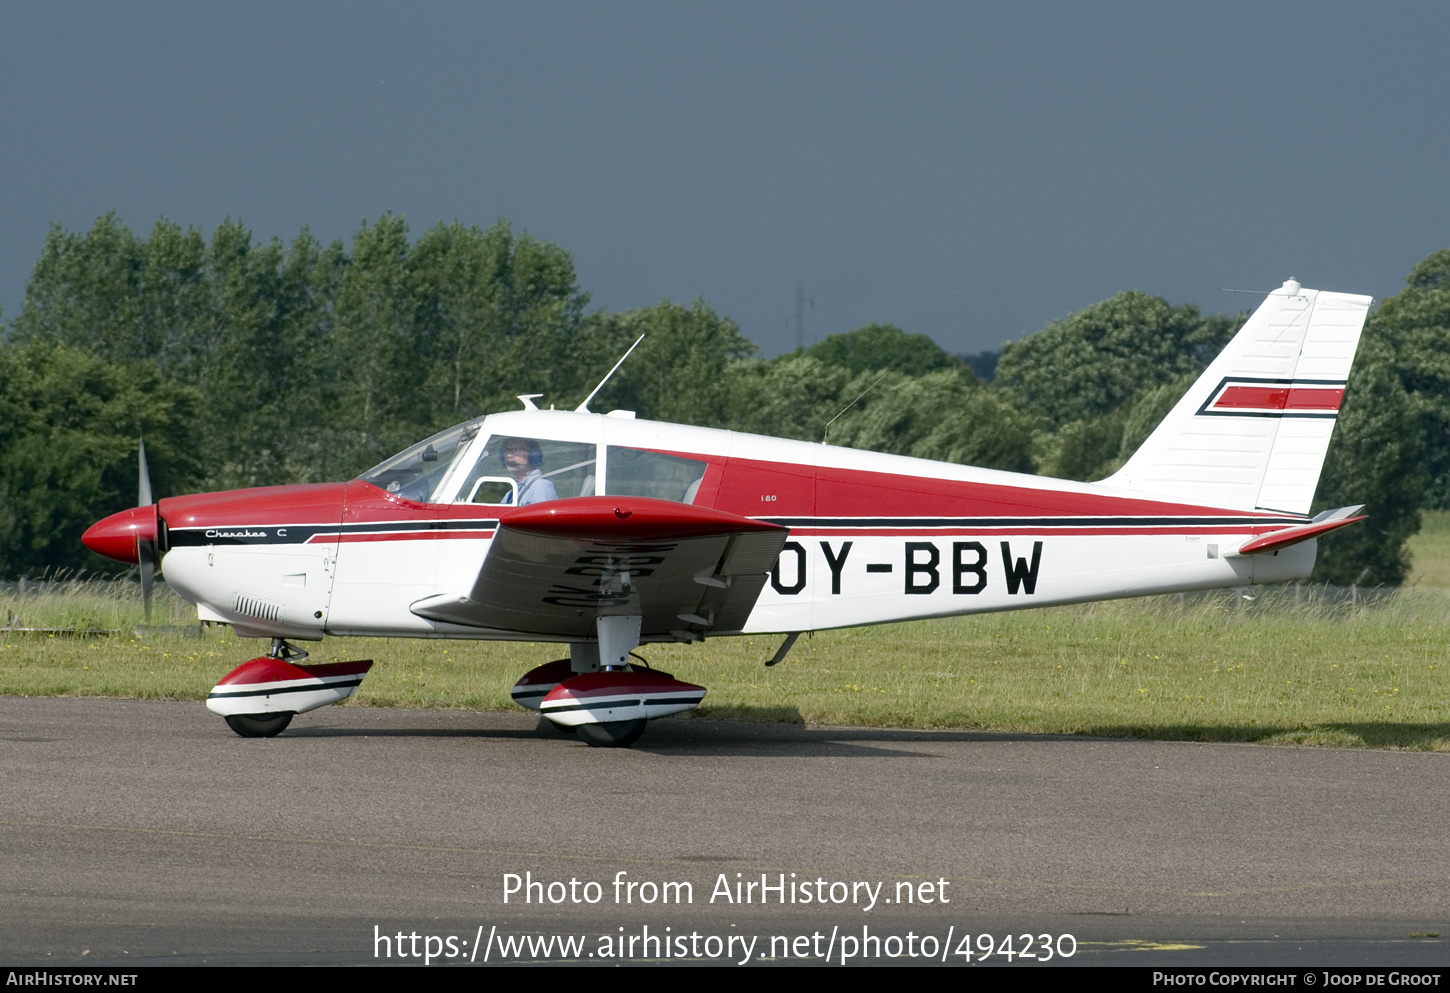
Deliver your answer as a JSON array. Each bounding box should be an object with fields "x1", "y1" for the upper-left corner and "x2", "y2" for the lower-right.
[{"x1": 605, "y1": 447, "x2": 707, "y2": 504}]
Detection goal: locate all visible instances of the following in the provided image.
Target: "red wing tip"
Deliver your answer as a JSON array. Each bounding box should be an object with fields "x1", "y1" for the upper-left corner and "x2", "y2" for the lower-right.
[{"x1": 503, "y1": 496, "x2": 783, "y2": 540}]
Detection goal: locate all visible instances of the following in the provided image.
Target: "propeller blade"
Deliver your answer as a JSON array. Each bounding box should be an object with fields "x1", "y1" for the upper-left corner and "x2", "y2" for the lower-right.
[
  {"x1": 137, "y1": 438, "x2": 156, "y2": 624},
  {"x1": 137, "y1": 437, "x2": 153, "y2": 507},
  {"x1": 137, "y1": 536, "x2": 155, "y2": 624}
]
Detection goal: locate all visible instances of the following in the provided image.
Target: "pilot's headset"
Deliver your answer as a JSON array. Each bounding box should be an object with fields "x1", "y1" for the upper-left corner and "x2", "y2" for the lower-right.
[{"x1": 499, "y1": 439, "x2": 543, "y2": 468}]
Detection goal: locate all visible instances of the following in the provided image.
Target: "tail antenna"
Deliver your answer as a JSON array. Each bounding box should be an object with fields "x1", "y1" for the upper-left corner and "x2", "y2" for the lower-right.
[{"x1": 575, "y1": 334, "x2": 645, "y2": 413}]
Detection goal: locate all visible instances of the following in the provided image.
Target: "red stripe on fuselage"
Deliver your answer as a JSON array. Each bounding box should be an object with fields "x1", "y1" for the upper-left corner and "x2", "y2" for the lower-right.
[
  {"x1": 793, "y1": 525, "x2": 1277, "y2": 537},
  {"x1": 709, "y1": 456, "x2": 1299, "y2": 523},
  {"x1": 314, "y1": 529, "x2": 497, "y2": 543}
]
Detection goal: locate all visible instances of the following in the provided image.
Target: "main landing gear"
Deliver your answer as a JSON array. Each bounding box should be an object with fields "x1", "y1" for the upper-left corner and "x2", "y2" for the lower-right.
[
  {"x1": 576, "y1": 718, "x2": 649, "y2": 748},
  {"x1": 510, "y1": 618, "x2": 707, "y2": 748},
  {"x1": 205, "y1": 638, "x2": 373, "y2": 738}
]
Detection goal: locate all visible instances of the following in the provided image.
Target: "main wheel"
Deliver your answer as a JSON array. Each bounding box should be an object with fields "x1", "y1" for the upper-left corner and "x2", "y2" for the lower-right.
[
  {"x1": 224, "y1": 712, "x2": 293, "y2": 738},
  {"x1": 576, "y1": 719, "x2": 648, "y2": 748}
]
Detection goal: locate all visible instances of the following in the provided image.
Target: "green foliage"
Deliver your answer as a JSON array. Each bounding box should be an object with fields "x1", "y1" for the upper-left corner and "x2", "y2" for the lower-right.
[
  {"x1": 802, "y1": 323, "x2": 962, "y2": 378},
  {"x1": 718, "y1": 355, "x2": 855, "y2": 442},
  {"x1": 0, "y1": 342, "x2": 202, "y2": 576},
  {"x1": 13, "y1": 214, "x2": 210, "y2": 370},
  {"x1": 585, "y1": 299, "x2": 758, "y2": 425},
  {"x1": 1115, "y1": 375, "x2": 1196, "y2": 463},
  {"x1": 1308, "y1": 246, "x2": 1450, "y2": 582},
  {"x1": 710, "y1": 323, "x2": 1032, "y2": 472},
  {"x1": 10, "y1": 213, "x2": 591, "y2": 488},
  {"x1": 1362, "y1": 249, "x2": 1450, "y2": 509},
  {"x1": 995, "y1": 291, "x2": 1238, "y2": 431},
  {"x1": 1311, "y1": 338, "x2": 1428, "y2": 586},
  {"x1": 329, "y1": 214, "x2": 431, "y2": 474},
  {"x1": 1032, "y1": 374, "x2": 1198, "y2": 481},
  {"x1": 826, "y1": 369, "x2": 1035, "y2": 473},
  {"x1": 1031, "y1": 410, "x2": 1128, "y2": 481},
  {"x1": 324, "y1": 216, "x2": 590, "y2": 477},
  {"x1": 994, "y1": 291, "x2": 1237, "y2": 482},
  {"x1": 410, "y1": 218, "x2": 587, "y2": 420},
  {"x1": 187, "y1": 223, "x2": 344, "y2": 490}
]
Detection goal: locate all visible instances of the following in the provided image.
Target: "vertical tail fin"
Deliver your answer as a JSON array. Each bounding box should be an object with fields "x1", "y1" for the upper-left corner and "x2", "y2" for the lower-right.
[{"x1": 1102, "y1": 280, "x2": 1372, "y2": 515}]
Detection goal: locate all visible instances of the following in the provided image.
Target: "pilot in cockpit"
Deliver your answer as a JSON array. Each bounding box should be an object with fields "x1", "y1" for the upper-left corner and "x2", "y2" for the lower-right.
[{"x1": 500, "y1": 438, "x2": 559, "y2": 505}]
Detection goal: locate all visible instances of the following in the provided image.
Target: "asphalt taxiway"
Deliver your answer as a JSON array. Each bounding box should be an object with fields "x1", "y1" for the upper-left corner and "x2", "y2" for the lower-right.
[{"x1": 1, "y1": 697, "x2": 1447, "y2": 966}]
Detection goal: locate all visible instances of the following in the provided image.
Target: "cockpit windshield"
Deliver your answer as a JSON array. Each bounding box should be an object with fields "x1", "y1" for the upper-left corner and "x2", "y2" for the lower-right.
[{"x1": 357, "y1": 420, "x2": 481, "y2": 502}]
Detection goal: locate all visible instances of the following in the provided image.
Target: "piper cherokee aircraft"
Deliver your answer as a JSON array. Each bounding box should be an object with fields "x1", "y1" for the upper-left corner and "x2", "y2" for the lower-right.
[{"x1": 83, "y1": 279, "x2": 1372, "y2": 746}]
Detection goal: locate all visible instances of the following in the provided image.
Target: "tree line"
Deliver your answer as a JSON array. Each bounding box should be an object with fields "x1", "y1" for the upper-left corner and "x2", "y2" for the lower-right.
[{"x1": 3, "y1": 213, "x2": 1445, "y2": 585}]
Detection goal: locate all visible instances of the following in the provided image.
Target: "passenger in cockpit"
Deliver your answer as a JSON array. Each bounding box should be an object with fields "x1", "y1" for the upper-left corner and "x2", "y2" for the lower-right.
[{"x1": 501, "y1": 438, "x2": 559, "y2": 505}]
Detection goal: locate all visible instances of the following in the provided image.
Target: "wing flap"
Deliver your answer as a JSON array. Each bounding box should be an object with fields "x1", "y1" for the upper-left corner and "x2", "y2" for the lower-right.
[{"x1": 703, "y1": 530, "x2": 791, "y2": 633}]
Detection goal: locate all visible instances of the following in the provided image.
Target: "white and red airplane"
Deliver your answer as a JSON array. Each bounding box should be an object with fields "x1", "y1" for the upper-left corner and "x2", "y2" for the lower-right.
[{"x1": 83, "y1": 280, "x2": 1372, "y2": 746}]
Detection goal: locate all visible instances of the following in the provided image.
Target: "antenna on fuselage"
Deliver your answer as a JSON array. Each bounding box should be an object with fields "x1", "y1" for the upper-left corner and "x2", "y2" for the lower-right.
[
  {"x1": 822, "y1": 373, "x2": 888, "y2": 445},
  {"x1": 575, "y1": 334, "x2": 646, "y2": 412}
]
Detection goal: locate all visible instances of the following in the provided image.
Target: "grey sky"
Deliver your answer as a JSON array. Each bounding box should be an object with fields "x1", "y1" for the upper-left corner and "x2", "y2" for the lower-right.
[{"x1": 2, "y1": 2, "x2": 1446, "y2": 356}]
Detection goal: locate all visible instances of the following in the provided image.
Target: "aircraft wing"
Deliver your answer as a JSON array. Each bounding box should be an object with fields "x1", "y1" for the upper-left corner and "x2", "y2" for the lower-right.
[{"x1": 409, "y1": 497, "x2": 788, "y2": 640}]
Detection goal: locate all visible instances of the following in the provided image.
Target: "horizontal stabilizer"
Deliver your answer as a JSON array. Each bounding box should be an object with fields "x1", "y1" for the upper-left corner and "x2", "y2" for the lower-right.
[{"x1": 1231, "y1": 506, "x2": 1366, "y2": 556}]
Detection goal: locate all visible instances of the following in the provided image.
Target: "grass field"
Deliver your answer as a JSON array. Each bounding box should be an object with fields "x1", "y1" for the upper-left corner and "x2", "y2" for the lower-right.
[
  {"x1": 1408, "y1": 509, "x2": 1450, "y2": 589},
  {"x1": 3, "y1": 573, "x2": 1447, "y2": 750}
]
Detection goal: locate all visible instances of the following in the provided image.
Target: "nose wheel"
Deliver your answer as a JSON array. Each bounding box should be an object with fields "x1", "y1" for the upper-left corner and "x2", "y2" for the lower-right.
[{"x1": 224, "y1": 712, "x2": 294, "y2": 738}]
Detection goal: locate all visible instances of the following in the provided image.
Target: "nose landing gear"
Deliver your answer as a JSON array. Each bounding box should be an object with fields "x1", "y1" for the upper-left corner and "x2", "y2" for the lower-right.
[{"x1": 206, "y1": 640, "x2": 373, "y2": 738}]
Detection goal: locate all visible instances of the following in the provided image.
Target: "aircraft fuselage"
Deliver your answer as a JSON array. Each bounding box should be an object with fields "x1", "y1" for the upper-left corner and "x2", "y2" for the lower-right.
[{"x1": 149, "y1": 408, "x2": 1313, "y2": 644}]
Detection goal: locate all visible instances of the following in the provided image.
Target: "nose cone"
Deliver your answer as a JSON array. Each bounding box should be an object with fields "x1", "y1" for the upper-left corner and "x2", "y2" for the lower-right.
[{"x1": 82, "y1": 506, "x2": 158, "y2": 564}]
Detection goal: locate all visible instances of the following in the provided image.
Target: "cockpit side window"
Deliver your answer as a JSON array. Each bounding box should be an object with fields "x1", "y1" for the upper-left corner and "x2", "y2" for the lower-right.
[
  {"x1": 457, "y1": 438, "x2": 598, "y2": 504},
  {"x1": 605, "y1": 447, "x2": 707, "y2": 504}
]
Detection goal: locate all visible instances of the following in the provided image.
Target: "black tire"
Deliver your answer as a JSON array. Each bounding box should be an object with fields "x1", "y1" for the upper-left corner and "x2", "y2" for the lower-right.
[
  {"x1": 224, "y1": 712, "x2": 294, "y2": 738},
  {"x1": 537, "y1": 716, "x2": 578, "y2": 735},
  {"x1": 576, "y1": 719, "x2": 648, "y2": 748}
]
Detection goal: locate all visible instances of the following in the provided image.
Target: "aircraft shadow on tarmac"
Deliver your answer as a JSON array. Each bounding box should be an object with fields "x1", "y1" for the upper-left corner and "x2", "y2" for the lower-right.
[
  {"x1": 1074, "y1": 721, "x2": 1450, "y2": 748},
  {"x1": 280, "y1": 711, "x2": 1450, "y2": 754},
  {"x1": 274, "y1": 710, "x2": 1058, "y2": 758}
]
